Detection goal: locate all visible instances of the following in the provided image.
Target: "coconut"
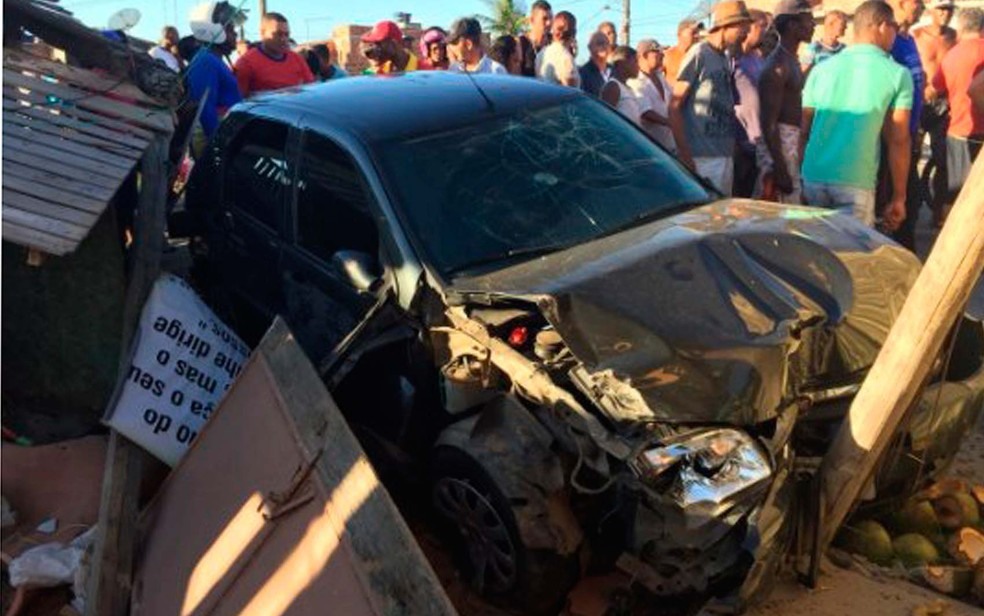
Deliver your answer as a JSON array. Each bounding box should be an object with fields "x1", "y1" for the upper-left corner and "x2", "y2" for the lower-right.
[
  {"x1": 840, "y1": 520, "x2": 894, "y2": 565},
  {"x1": 972, "y1": 485, "x2": 984, "y2": 509},
  {"x1": 935, "y1": 495, "x2": 966, "y2": 530},
  {"x1": 895, "y1": 500, "x2": 941, "y2": 536},
  {"x1": 947, "y1": 527, "x2": 984, "y2": 567},
  {"x1": 893, "y1": 533, "x2": 940, "y2": 568},
  {"x1": 955, "y1": 492, "x2": 981, "y2": 527},
  {"x1": 920, "y1": 564, "x2": 974, "y2": 596},
  {"x1": 920, "y1": 478, "x2": 969, "y2": 500}
]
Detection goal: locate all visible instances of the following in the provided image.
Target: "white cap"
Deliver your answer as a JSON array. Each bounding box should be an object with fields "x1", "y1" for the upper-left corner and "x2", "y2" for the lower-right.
[
  {"x1": 190, "y1": 2, "x2": 225, "y2": 43},
  {"x1": 189, "y1": 1, "x2": 246, "y2": 44}
]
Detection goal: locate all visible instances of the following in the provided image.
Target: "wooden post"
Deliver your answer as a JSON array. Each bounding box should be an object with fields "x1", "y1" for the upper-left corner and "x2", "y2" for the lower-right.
[
  {"x1": 819, "y1": 151, "x2": 984, "y2": 550},
  {"x1": 86, "y1": 135, "x2": 170, "y2": 616}
]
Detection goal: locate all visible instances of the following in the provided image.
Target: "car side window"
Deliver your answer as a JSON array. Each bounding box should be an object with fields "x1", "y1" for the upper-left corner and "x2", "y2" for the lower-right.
[
  {"x1": 295, "y1": 132, "x2": 378, "y2": 263},
  {"x1": 224, "y1": 119, "x2": 290, "y2": 230}
]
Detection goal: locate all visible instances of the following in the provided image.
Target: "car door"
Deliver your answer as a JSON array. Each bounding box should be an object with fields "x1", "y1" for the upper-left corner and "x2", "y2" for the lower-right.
[
  {"x1": 214, "y1": 117, "x2": 293, "y2": 337},
  {"x1": 280, "y1": 129, "x2": 382, "y2": 365}
]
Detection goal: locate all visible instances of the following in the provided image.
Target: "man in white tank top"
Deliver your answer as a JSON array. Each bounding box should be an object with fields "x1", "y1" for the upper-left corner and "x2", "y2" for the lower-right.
[{"x1": 628, "y1": 39, "x2": 676, "y2": 151}]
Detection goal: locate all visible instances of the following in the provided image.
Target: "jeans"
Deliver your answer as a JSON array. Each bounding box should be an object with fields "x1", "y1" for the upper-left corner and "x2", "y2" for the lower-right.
[
  {"x1": 802, "y1": 181, "x2": 876, "y2": 226},
  {"x1": 694, "y1": 156, "x2": 734, "y2": 197}
]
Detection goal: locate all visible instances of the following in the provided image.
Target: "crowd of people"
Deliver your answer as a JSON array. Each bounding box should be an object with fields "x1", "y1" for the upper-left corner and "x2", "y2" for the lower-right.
[{"x1": 147, "y1": 0, "x2": 984, "y2": 249}]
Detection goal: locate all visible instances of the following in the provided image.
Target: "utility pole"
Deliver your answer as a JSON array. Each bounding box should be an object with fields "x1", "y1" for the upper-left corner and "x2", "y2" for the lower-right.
[
  {"x1": 621, "y1": 0, "x2": 630, "y2": 46},
  {"x1": 819, "y1": 150, "x2": 984, "y2": 550},
  {"x1": 258, "y1": 0, "x2": 266, "y2": 18}
]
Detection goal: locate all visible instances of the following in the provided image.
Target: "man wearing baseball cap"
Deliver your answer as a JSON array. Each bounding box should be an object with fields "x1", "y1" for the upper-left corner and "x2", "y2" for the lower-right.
[
  {"x1": 757, "y1": 0, "x2": 814, "y2": 203},
  {"x1": 916, "y1": 0, "x2": 957, "y2": 226},
  {"x1": 669, "y1": 0, "x2": 752, "y2": 195},
  {"x1": 627, "y1": 39, "x2": 675, "y2": 151},
  {"x1": 446, "y1": 17, "x2": 508, "y2": 74},
  {"x1": 360, "y1": 20, "x2": 417, "y2": 74}
]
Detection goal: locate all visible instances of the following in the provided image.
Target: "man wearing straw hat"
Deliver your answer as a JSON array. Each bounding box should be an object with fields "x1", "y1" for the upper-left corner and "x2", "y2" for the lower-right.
[{"x1": 669, "y1": 0, "x2": 753, "y2": 195}]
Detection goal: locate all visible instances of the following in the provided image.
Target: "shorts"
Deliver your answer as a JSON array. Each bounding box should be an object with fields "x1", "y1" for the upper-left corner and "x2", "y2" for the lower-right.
[
  {"x1": 802, "y1": 181, "x2": 876, "y2": 226},
  {"x1": 946, "y1": 134, "x2": 983, "y2": 194},
  {"x1": 694, "y1": 156, "x2": 734, "y2": 197},
  {"x1": 754, "y1": 123, "x2": 802, "y2": 204}
]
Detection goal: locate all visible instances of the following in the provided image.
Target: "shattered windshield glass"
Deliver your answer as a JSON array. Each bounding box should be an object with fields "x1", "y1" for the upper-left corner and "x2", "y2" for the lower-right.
[{"x1": 379, "y1": 98, "x2": 712, "y2": 278}]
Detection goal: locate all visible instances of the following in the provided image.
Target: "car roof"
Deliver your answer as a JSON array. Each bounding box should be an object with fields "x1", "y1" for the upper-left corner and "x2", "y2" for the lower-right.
[{"x1": 240, "y1": 72, "x2": 583, "y2": 144}]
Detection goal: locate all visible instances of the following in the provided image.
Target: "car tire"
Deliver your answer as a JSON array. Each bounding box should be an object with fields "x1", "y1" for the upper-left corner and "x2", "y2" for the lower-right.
[{"x1": 431, "y1": 446, "x2": 579, "y2": 615}]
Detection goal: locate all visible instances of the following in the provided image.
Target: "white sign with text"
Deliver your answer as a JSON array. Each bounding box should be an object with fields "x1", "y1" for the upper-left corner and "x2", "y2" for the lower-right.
[{"x1": 106, "y1": 275, "x2": 250, "y2": 466}]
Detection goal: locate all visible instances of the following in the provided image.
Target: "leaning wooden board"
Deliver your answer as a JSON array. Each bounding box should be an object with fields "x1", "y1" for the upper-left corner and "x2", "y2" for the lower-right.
[{"x1": 132, "y1": 318, "x2": 457, "y2": 616}]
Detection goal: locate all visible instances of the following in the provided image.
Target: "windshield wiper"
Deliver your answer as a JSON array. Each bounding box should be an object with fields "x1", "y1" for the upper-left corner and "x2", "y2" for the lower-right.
[
  {"x1": 445, "y1": 241, "x2": 577, "y2": 278},
  {"x1": 596, "y1": 200, "x2": 708, "y2": 240}
]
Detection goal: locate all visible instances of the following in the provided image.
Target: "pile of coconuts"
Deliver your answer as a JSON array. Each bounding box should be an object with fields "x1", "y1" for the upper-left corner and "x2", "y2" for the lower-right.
[{"x1": 836, "y1": 479, "x2": 984, "y2": 605}]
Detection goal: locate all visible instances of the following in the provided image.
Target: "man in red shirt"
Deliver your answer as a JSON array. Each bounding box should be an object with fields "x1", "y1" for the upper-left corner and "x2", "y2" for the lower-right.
[
  {"x1": 932, "y1": 7, "x2": 984, "y2": 197},
  {"x1": 235, "y1": 12, "x2": 314, "y2": 97}
]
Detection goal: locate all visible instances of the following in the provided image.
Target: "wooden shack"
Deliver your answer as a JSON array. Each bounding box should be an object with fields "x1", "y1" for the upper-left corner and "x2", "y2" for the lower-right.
[{"x1": 2, "y1": 0, "x2": 179, "y2": 439}]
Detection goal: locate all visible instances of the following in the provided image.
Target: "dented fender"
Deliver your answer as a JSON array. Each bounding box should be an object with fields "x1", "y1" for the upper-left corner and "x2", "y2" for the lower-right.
[{"x1": 435, "y1": 394, "x2": 584, "y2": 555}]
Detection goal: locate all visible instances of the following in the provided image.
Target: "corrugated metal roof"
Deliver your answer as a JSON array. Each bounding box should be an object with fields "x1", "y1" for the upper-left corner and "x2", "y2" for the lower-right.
[{"x1": 2, "y1": 48, "x2": 174, "y2": 256}]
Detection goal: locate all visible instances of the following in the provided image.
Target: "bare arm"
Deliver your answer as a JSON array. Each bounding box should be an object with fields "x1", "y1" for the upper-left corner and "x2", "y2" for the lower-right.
[
  {"x1": 881, "y1": 109, "x2": 912, "y2": 231},
  {"x1": 669, "y1": 80, "x2": 694, "y2": 169},
  {"x1": 800, "y1": 106, "x2": 815, "y2": 167},
  {"x1": 641, "y1": 109, "x2": 669, "y2": 125},
  {"x1": 562, "y1": 54, "x2": 579, "y2": 87},
  {"x1": 759, "y1": 62, "x2": 791, "y2": 192},
  {"x1": 970, "y1": 70, "x2": 984, "y2": 115},
  {"x1": 600, "y1": 81, "x2": 620, "y2": 107}
]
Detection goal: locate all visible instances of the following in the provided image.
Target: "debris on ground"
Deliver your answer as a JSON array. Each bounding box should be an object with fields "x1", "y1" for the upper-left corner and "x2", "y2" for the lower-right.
[
  {"x1": 7, "y1": 527, "x2": 95, "y2": 591},
  {"x1": 835, "y1": 477, "x2": 984, "y2": 606}
]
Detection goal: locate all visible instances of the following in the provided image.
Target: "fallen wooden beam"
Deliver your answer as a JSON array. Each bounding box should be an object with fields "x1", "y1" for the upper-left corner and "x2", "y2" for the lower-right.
[
  {"x1": 819, "y1": 148, "x2": 984, "y2": 549},
  {"x1": 85, "y1": 134, "x2": 170, "y2": 616}
]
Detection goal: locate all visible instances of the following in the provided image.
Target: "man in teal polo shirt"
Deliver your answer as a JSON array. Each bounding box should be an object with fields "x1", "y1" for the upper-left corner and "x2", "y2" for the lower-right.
[{"x1": 801, "y1": 0, "x2": 914, "y2": 229}]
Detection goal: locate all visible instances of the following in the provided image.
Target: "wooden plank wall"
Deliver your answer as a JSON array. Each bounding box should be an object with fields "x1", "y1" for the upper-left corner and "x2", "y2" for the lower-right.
[{"x1": 2, "y1": 47, "x2": 174, "y2": 256}]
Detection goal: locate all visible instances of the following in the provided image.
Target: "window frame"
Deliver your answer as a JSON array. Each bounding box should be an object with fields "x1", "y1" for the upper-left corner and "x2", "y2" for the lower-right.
[
  {"x1": 220, "y1": 116, "x2": 295, "y2": 234},
  {"x1": 287, "y1": 129, "x2": 382, "y2": 271}
]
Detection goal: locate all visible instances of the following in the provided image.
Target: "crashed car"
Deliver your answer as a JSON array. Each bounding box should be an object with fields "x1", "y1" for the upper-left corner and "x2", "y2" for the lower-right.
[{"x1": 182, "y1": 73, "x2": 984, "y2": 613}]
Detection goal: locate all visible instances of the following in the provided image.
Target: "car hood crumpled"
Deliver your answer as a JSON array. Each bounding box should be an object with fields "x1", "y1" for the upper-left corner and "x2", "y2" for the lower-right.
[{"x1": 451, "y1": 200, "x2": 922, "y2": 426}]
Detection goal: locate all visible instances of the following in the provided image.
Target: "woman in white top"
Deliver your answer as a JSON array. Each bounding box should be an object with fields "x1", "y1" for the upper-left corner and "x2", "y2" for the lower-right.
[{"x1": 600, "y1": 46, "x2": 644, "y2": 127}]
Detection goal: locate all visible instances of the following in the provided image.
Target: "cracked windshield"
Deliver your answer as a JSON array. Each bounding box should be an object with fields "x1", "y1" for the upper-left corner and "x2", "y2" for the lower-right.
[{"x1": 381, "y1": 98, "x2": 710, "y2": 276}]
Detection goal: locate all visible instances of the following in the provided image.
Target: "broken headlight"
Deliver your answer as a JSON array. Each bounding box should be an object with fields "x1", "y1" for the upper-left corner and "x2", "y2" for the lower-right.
[{"x1": 631, "y1": 429, "x2": 772, "y2": 518}]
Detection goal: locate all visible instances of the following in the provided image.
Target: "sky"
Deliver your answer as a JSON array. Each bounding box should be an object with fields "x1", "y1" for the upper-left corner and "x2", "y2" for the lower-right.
[{"x1": 66, "y1": 0, "x2": 703, "y2": 52}]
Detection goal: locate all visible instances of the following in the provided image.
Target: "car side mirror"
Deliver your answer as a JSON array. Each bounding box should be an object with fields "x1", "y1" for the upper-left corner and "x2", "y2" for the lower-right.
[{"x1": 332, "y1": 250, "x2": 382, "y2": 294}]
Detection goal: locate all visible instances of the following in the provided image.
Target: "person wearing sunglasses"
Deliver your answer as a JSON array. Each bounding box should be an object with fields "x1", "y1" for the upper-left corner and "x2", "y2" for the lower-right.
[{"x1": 361, "y1": 20, "x2": 417, "y2": 74}]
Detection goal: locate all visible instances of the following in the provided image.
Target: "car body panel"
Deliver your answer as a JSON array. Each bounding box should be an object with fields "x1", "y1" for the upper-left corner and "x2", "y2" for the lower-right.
[{"x1": 450, "y1": 200, "x2": 922, "y2": 426}]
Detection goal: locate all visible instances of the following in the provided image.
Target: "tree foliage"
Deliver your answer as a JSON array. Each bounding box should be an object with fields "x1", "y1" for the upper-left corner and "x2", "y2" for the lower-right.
[{"x1": 477, "y1": 0, "x2": 528, "y2": 37}]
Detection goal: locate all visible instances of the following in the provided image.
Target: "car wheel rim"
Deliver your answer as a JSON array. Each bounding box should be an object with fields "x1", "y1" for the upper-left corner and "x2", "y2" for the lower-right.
[{"x1": 433, "y1": 477, "x2": 518, "y2": 594}]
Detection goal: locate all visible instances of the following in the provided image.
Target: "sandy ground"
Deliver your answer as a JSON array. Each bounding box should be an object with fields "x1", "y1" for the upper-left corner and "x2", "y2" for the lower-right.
[{"x1": 748, "y1": 565, "x2": 984, "y2": 616}]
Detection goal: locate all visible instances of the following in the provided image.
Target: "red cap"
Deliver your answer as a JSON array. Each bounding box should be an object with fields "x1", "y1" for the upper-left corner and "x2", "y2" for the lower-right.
[{"x1": 361, "y1": 20, "x2": 403, "y2": 43}]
